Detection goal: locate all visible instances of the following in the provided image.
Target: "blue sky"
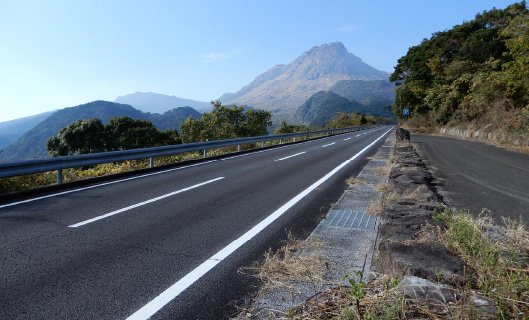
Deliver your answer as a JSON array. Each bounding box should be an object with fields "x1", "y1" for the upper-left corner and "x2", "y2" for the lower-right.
[{"x1": 0, "y1": 0, "x2": 520, "y2": 122}]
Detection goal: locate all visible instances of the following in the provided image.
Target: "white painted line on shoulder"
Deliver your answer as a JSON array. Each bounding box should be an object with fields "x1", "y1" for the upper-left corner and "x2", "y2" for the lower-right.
[
  {"x1": 322, "y1": 142, "x2": 336, "y2": 147},
  {"x1": 274, "y1": 152, "x2": 306, "y2": 161},
  {"x1": 125, "y1": 126, "x2": 394, "y2": 320},
  {"x1": 68, "y1": 177, "x2": 224, "y2": 228}
]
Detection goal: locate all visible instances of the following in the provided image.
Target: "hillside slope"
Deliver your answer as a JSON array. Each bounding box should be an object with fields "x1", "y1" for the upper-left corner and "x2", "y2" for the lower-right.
[
  {"x1": 295, "y1": 90, "x2": 394, "y2": 128},
  {"x1": 329, "y1": 80, "x2": 395, "y2": 103},
  {"x1": 0, "y1": 101, "x2": 201, "y2": 161},
  {"x1": 295, "y1": 91, "x2": 363, "y2": 127},
  {"x1": 115, "y1": 92, "x2": 211, "y2": 113},
  {"x1": 0, "y1": 111, "x2": 55, "y2": 149}
]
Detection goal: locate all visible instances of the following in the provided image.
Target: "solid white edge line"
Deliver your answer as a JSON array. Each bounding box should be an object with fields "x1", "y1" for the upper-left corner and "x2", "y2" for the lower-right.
[
  {"x1": 274, "y1": 152, "x2": 306, "y2": 161},
  {"x1": 125, "y1": 126, "x2": 394, "y2": 320},
  {"x1": 68, "y1": 177, "x2": 224, "y2": 228}
]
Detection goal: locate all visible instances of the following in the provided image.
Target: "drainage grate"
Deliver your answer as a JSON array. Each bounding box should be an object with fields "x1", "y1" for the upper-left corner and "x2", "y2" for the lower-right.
[{"x1": 322, "y1": 210, "x2": 377, "y2": 229}]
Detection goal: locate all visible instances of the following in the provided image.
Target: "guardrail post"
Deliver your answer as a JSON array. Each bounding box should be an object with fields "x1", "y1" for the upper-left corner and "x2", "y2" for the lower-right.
[
  {"x1": 150, "y1": 157, "x2": 154, "y2": 168},
  {"x1": 294, "y1": 136, "x2": 296, "y2": 142},
  {"x1": 280, "y1": 138, "x2": 283, "y2": 144},
  {"x1": 203, "y1": 139, "x2": 208, "y2": 158},
  {"x1": 238, "y1": 144, "x2": 241, "y2": 152},
  {"x1": 57, "y1": 169, "x2": 63, "y2": 184},
  {"x1": 262, "y1": 141, "x2": 265, "y2": 148}
]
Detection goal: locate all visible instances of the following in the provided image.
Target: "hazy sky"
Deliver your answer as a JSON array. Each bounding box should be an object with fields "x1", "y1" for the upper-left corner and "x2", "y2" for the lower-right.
[{"x1": 0, "y1": 0, "x2": 519, "y2": 122}]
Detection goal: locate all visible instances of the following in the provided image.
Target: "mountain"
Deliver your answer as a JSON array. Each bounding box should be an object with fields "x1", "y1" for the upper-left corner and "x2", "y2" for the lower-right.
[
  {"x1": 115, "y1": 92, "x2": 212, "y2": 113},
  {"x1": 217, "y1": 92, "x2": 236, "y2": 102},
  {"x1": 0, "y1": 101, "x2": 201, "y2": 161},
  {"x1": 0, "y1": 111, "x2": 56, "y2": 149},
  {"x1": 295, "y1": 87, "x2": 395, "y2": 128},
  {"x1": 296, "y1": 91, "x2": 363, "y2": 127},
  {"x1": 329, "y1": 80, "x2": 395, "y2": 104},
  {"x1": 222, "y1": 42, "x2": 389, "y2": 122},
  {"x1": 147, "y1": 106, "x2": 202, "y2": 130}
]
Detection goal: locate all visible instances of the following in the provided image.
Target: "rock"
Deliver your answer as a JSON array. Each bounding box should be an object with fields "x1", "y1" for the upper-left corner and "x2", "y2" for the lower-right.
[
  {"x1": 470, "y1": 293, "x2": 498, "y2": 318},
  {"x1": 379, "y1": 201, "x2": 446, "y2": 241},
  {"x1": 379, "y1": 242, "x2": 475, "y2": 286},
  {"x1": 393, "y1": 276, "x2": 459, "y2": 304}
]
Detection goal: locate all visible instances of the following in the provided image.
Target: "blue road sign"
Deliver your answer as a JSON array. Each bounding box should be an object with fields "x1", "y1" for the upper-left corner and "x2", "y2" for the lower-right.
[{"x1": 403, "y1": 108, "x2": 410, "y2": 115}]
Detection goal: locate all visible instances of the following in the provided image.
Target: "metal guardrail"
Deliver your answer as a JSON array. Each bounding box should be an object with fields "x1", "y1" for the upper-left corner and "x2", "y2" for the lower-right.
[{"x1": 0, "y1": 126, "x2": 370, "y2": 184}]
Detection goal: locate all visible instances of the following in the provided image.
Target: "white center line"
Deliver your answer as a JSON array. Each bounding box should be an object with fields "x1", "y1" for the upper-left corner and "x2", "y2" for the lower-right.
[
  {"x1": 68, "y1": 177, "x2": 224, "y2": 228},
  {"x1": 322, "y1": 142, "x2": 336, "y2": 147},
  {"x1": 274, "y1": 152, "x2": 306, "y2": 161},
  {"x1": 125, "y1": 126, "x2": 394, "y2": 320}
]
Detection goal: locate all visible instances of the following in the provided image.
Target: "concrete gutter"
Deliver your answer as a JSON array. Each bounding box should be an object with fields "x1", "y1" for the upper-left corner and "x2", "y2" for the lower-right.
[{"x1": 235, "y1": 132, "x2": 395, "y2": 319}]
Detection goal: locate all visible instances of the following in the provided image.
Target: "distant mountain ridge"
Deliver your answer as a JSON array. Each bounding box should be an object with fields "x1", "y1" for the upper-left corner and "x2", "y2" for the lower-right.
[
  {"x1": 0, "y1": 101, "x2": 201, "y2": 161},
  {"x1": 223, "y1": 42, "x2": 389, "y2": 121},
  {"x1": 115, "y1": 92, "x2": 211, "y2": 113},
  {"x1": 296, "y1": 91, "x2": 363, "y2": 127},
  {"x1": 296, "y1": 85, "x2": 395, "y2": 128},
  {"x1": 0, "y1": 111, "x2": 55, "y2": 149},
  {"x1": 329, "y1": 80, "x2": 395, "y2": 104}
]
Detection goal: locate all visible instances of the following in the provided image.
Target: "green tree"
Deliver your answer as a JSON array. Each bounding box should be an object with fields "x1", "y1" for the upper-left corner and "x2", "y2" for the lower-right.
[
  {"x1": 180, "y1": 101, "x2": 272, "y2": 143},
  {"x1": 390, "y1": 2, "x2": 529, "y2": 126},
  {"x1": 272, "y1": 120, "x2": 308, "y2": 134},
  {"x1": 45, "y1": 118, "x2": 106, "y2": 157},
  {"x1": 46, "y1": 116, "x2": 181, "y2": 157},
  {"x1": 105, "y1": 116, "x2": 179, "y2": 150}
]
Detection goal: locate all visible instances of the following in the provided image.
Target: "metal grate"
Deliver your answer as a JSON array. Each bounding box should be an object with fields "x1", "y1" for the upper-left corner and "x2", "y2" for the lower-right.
[{"x1": 322, "y1": 210, "x2": 376, "y2": 229}]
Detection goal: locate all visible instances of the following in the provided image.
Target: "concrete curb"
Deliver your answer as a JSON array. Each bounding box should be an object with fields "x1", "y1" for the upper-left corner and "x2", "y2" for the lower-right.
[{"x1": 234, "y1": 132, "x2": 396, "y2": 319}]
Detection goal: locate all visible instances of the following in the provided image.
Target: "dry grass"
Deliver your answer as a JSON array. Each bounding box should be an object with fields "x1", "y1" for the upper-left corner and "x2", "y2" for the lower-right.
[
  {"x1": 376, "y1": 182, "x2": 391, "y2": 193},
  {"x1": 346, "y1": 177, "x2": 365, "y2": 186},
  {"x1": 373, "y1": 165, "x2": 391, "y2": 176},
  {"x1": 367, "y1": 187, "x2": 424, "y2": 216},
  {"x1": 502, "y1": 216, "x2": 529, "y2": 251},
  {"x1": 239, "y1": 232, "x2": 329, "y2": 293}
]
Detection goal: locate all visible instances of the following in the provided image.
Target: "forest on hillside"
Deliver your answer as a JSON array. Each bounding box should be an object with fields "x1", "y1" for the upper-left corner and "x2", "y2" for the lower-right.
[{"x1": 391, "y1": 2, "x2": 529, "y2": 138}]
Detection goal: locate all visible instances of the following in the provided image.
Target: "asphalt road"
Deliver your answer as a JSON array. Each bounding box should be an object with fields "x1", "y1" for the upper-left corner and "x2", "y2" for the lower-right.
[
  {"x1": 0, "y1": 126, "x2": 392, "y2": 320},
  {"x1": 414, "y1": 134, "x2": 529, "y2": 225}
]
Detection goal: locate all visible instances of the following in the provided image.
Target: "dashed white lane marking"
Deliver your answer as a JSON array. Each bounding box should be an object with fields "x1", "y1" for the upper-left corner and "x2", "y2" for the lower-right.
[
  {"x1": 344, "y1": 138, "x2": 351, "y2": 141},
  {"x1": 322, "y1": 142, "x2": 336, "y2": 147},
  {"x1": 275, "y1": 152, "x2": 306, "y2": 161},
  {"x1": 0, "y1": 128, "x2": 376, "y2": 210},
  {"x1": 125, "y1": 126, "x2": 394, "y2": 320},
  {"x1": 68, "y1": 177, "x2": 224, "y2": 228}
]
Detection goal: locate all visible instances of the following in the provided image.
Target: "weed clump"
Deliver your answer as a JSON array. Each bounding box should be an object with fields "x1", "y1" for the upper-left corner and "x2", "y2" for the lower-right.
[{"x1": 433, "y1": 209, "x2": 529, "y2": 317}]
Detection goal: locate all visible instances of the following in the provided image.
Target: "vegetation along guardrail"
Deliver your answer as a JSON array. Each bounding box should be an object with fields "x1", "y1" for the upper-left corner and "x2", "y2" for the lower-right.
[{"x1": 0, "y1": 126, "x2": 370, "y2": 184}]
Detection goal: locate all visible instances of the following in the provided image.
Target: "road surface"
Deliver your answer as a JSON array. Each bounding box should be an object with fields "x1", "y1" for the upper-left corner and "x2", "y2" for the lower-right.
[
  {"x1": 0, "y1": 126, "x2": 392, "y2": 319},
  {"x1": 415, "y1": 134, "x2": 529, "y2": 225}
]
